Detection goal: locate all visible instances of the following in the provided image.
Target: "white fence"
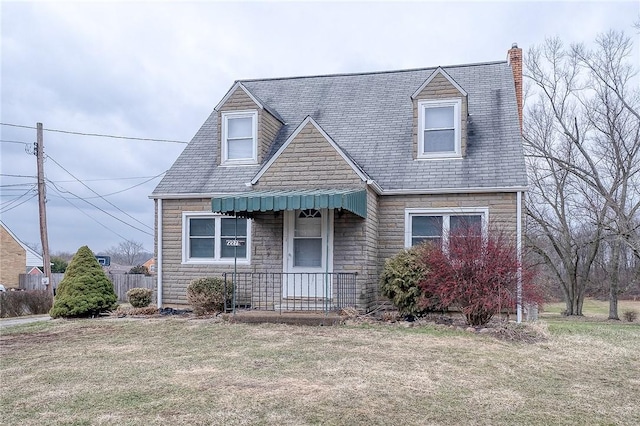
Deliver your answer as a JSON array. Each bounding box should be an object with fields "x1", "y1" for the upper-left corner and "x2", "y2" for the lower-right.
[{"x1": 18, "y1": 273, "x2": 156, "y2": 302}]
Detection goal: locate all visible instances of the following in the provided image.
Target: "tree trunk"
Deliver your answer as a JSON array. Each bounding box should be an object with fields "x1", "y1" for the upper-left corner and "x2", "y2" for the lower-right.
[
  {"x1": 608, "y1": 241, "x2": 621, "y2": 320},
  {"x1": 563, "y1": 276, "x2": 583, "y2": 315}
]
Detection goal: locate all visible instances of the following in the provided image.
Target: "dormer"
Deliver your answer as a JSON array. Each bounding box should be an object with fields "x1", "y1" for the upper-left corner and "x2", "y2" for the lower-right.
[
  {"x1": 411, "y1": 68, "x2": 468, "y2": 160},
  {"x1": 215, "y1": 82, "x2": 284, "y2": 166}
]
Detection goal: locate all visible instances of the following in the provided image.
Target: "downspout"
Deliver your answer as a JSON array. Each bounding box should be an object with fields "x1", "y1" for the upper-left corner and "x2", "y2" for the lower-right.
[
  {"x1": 516, "y1": 191, "x2": 522, "y2": 323},
  {"x1": 157, "y1": 198, "x2": 163, "y2": 308}
]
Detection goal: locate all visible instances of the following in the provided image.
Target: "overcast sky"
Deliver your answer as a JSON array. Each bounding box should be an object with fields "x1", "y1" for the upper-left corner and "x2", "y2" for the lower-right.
[{"x1": 1, "y1": 1, "x2": 638, "y2": 256}]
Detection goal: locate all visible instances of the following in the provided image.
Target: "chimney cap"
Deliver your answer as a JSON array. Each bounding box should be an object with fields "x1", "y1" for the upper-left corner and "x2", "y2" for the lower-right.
[{"x1": 511, "y1": 42, "x2": 519, "y2": 49}]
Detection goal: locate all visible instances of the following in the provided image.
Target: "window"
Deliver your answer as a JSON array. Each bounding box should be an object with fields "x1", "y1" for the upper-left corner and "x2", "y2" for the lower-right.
[
  {"x1": 182, "y1": 213, "x2": 251, "y2": 264},
  {"x1": 221, "y1": 110, "x2": 257, "y2": 164},
  {"x1": 405, "y1": 208, "x2": 487, "y2": 250},
  {"x1": 418, "y1": 99, "x2": 461, "y2": 158},
  {"x1": 293, "y1": 209, "x2": 323, "y2": 267}
]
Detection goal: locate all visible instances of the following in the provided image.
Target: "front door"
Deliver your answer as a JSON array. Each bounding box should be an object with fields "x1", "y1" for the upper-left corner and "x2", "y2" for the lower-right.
[{"x1": 283, "y1": 209, "x2": 333, "y2": 298}]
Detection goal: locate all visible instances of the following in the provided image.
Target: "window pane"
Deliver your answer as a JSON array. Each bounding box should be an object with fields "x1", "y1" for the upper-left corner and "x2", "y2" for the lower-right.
[
  {"x1": 451, "y1": 215, "x2": 482, "y2": 234},
  {"x1": 412, "y1": 216, "x2": 443, "y2": 237},
  {"x1": 295, "y1": 215, "x2": 321, "y2": 238},
  {"x1": 227, "y1": 138, "x2": 253, "y2": 159},
  {"x1": 424, "y1": 129, "x2": 455, "y2": 152},
  {"x1": 191, "y1": 238, "x2": 214, "y2": 258},
  {"x1": 221, "y1": 218, "x2": 247, "y2": 237},
  {"x1": 412, "y1": 237, "x2": 442, "y2": 247},
  {"x1": 190, "y1": 218, "x2": 214, "y2": 237},
  {"x1": 227, "y1": 117, "x2": 252, "y2": 138},
  {"x1": 294, "y1": 239, "x2": 322, "y2": 267},
  {"x1": 221, "y1": 238, "x2": 247, "y2": 258},
  {"x1": 424, "y1": 106, "x2": 454, "y2": 129}
]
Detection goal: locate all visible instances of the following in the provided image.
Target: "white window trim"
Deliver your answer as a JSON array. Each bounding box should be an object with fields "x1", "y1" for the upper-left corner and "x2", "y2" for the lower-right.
[
  {"x1": 182, "y1": 211, "x2": 252, "y2": 265},
  {"x1": 404, "y1": 207, "x2": 489, "y2": 249},
  {"x1": 221, "y1": 110, "x2": 258, "y2": 165},
  {"x1": 417, "y1": 99, "x2": 462, "y2": 160}
]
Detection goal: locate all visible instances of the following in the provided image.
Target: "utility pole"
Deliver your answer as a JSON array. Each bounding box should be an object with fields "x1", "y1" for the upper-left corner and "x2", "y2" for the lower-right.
[{"x1": 36, "y1": 123, "x2": 53, "y2": 294}]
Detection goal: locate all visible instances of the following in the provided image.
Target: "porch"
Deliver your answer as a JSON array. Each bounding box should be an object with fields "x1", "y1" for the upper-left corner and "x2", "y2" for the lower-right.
[{"x1": 222, "y1": 272, "x2": 358, "y2": 313}]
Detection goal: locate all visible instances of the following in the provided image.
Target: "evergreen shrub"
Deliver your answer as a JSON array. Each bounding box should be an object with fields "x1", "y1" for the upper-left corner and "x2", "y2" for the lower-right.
[
  {"x1": 379, "y1": 244, "x2": 436, "y2": 319},
  {"x1": 49, "y1": 246, "x2": 118, "y2": 318}
]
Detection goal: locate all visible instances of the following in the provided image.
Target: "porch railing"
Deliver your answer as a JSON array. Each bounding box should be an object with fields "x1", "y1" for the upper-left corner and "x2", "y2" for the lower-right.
[{"x1": 221, "y1": 272, "x2": 358, "y2": 313}]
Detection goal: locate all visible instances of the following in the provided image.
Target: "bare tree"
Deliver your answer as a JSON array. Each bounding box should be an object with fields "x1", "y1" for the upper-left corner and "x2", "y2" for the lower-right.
[
  {"x1": 524, "y1": 31, "x2": 640, "y2": 319},
  {"x1": 104, "y1": 240, "x2": 147, "y2": 266}
]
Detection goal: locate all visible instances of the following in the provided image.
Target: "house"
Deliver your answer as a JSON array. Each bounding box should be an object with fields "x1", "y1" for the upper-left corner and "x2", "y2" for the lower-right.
[
  {"x1": 142, "y1": 257, "x2": 156, "y2": 274},
  {"x1": 151, "y1": 45, "x2": 527, "y2": 312},
  {"x1": 27, "y1": 266, "x2": 43, "y2": 275},
  {"x1": 0, "y1": 221, "x2": 45, "y2": 288}
]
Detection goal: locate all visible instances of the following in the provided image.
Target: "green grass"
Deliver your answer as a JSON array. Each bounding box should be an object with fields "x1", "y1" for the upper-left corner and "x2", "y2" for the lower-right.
[
  {"x1": 1, "y1": 313, "x2": 639, "y2": 425},
  {"x1": 541, "y1": 298, "x2": 640, "y2": 318}
]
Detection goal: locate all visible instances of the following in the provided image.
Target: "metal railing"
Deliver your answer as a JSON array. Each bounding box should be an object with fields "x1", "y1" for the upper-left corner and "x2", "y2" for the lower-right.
[{"x1": 222, "y1": 272, "x2": 357, "y2": 313}]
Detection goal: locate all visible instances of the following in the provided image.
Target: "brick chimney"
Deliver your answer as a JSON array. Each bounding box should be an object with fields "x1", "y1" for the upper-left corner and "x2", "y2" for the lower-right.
[{"x1": 508, "y1": 43, "x2": 523, "y2": 131}]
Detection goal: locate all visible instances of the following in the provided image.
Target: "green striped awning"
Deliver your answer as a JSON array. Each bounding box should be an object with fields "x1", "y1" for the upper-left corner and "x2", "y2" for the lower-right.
[{"x1": 211, "y1": 189, "x2": 367, "y2": 218}]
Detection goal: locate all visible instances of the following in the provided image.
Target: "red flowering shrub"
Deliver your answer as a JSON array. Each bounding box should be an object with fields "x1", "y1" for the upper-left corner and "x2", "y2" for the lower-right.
[{"x1": 418, "y1": 227, "x2": 541, "y2": 326}]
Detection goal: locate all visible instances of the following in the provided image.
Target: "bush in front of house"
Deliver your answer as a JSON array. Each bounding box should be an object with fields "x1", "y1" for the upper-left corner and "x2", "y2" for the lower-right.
[
  {"x1": 187, "y1": 277, "x2": 233, "y2": 316},
  {"x1": 418, "y1": 226, "x2": 542, "y2": 327},
  {"x1": 50, "y1": 246, "x2": 118, "y2": 318},
  {"x1": 379, "y1": 244, "x2": 438, "y2": 319},
  {"x1": 126, "y1": 287, "x2": 153, "y2": 308},
  {"x1": 0, "y1": 290, "x2": 53, "y2": 318}
]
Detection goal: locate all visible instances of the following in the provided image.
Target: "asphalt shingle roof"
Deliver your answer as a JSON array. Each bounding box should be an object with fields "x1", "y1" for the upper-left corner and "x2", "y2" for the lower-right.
[{"x1": 152, "y1": 60, "x2": 527, "y2": 196}]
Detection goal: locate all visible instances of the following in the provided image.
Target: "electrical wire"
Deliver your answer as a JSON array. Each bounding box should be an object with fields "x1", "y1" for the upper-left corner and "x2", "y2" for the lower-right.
[
  {"x1": 46, "y1": 155, "x2": 153, "y2": 232},
  {"x1": 0, "y1": 122, "x2": 188, "y2": 144},
  {"x1": 80, "y1": 172, "x2": 165, "y2": 199},
  {"x1": 45, "y1": 179, "x2": 153, "y2": 237},
  {"x1": 0, "y1": 190, "x2": 37, "y2": 213},
  {"x1": 52, "y1": 175, "x2": 164, "y2": 183},
  {"x1": 0, "y1": 139, "x2": 31, "y2": 145},
  {"x1": 0, "y1": 173, "x2": 37, "y2": 179},
  {"x1": 48, "y1": 185, "x2": 133, "y2": 242}
]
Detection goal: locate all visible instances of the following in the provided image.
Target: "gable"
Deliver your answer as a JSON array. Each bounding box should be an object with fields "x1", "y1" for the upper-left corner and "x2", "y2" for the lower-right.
[
  {"x1": 218, "y1": 85, "x2": 260, "y2": 112},
  {"x1": 216, "y1": 84, "x2": 283, "y2": 165},
  {"x1": 412, "y1": 69, "x2": 469, "y2": 158},
  {"x1": 412, "y1": 68, "x2": 467, "y2": 99},
  {"x1": 253, "y1": 120, "x2": 365, "y2": 189}
]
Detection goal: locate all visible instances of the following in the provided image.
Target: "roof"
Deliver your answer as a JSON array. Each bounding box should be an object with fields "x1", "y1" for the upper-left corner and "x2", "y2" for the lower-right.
[
  {"x1": 0, "y1": 221, "x2": 44, "y2": 267},
  {"x1": 152, "y1": 60, "x2": 527, "y2": 197}
]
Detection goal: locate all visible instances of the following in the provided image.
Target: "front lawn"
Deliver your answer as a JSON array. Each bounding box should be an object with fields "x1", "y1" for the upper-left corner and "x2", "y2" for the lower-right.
[{"x1": 1, "y1": 310, "x2": 638, "y2": 425}]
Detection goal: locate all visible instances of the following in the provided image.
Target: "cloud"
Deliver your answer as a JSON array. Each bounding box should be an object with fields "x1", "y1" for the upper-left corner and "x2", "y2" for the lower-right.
[{"x1": 1, "y1": 1, "x2": 636, "y2": 252}]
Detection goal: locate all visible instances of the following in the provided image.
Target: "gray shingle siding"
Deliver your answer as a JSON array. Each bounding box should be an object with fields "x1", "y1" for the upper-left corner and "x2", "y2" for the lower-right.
[{"x1": 152, "y1": 60, "x2": 527, "y2": 196}]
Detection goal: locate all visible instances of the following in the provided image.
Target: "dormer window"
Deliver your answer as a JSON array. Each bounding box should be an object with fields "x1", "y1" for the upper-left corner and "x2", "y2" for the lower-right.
[
  {"x1": 222, "y1": 110, "x2": 258, "y2": 164},
  {"x1": 418, "y1": 99, "x2": 461, "y2": 159}
]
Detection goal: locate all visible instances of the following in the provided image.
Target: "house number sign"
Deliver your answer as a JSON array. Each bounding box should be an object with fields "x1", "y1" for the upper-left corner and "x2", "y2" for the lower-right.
[{"x1": 226, "y1": 240, "x2": 244, "y2": 246}]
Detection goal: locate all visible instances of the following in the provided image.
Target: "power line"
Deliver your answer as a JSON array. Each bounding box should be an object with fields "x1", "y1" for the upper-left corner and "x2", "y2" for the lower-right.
[
  {"x1": 46, "y1": 179, "x2": 153, "y2": 237},
  {"x1": 52, "y1": 174, "x2": 165, "y2": 183},
  {"x1": 0, "y1": 139, "x2": 31, "y2": 145},
  {"x1": 77, "y1": 172, "x2": 166, "y2": 199},
  {"x1": 46, "y1": 172, "x2": 164, "y2": 199},
  {"x1": 48, "y1": 185, "x2": 133, "y2": 242},
  {"x1": 0, "y1": 122, "x2": 188, "y2": 144},
  {"x1": 0, "y1": 190, "x2": 37, "y2": 213},
  {"x1": 0, "y1": 173, "x2": 37, "y2": 179},
  {"x1": 46, "y1": 155, "x2": 153, "y2": 232}
]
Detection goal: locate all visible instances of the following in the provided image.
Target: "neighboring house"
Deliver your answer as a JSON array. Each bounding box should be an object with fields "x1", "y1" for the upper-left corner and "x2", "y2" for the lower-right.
[
  {"x1": 27, "y1": 266, "x2": 43, "y2": 275},
  {"x1": 142, "y1": 258, "x2": 156, "y2": 274},
  {"x1": 151, "y1": 45, "x2": 527, "y2": 311},
  {"x1": 0, "y1": 221, "x2": 44, "y2": 288}
]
